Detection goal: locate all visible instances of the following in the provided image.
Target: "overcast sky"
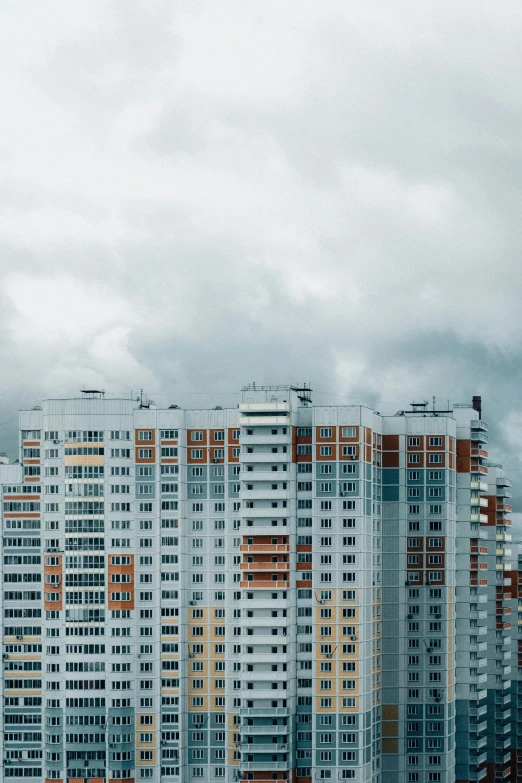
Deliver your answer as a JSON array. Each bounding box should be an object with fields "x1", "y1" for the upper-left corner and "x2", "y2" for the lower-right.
[{"x1": 1, "y1": 1, "x2": 522, "y2": 525}]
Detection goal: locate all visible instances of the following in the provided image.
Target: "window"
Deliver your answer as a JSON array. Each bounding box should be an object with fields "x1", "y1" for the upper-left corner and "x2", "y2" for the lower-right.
[
  {"x1": 138, "y1": 449, "x2": 152, "y2": 459},
  {"x1": 319, "y1": 428, "x2": 332, "y2": 438},
  {"x1": 428, "y1": 487, "x2": 442, "y2": 497},
  {"x1": 160, "y1": 430, "x2": 178, "y2": 439},
  {"x1": 409, "y1": 437, "x2": 420, "y2": 447},
  {"x1": 429, "y1": 437, "x2": 442, "y2": 447},
  {"x1": 429, "y1": 454, "x2": 442, "y2": 464},
  {"x1": 191, "y1": 450, "x2": 203, "y2": 460},
  {"x1": 138, "y1": 431, "x2": 152, "y2": 441},
  {"x1": 320, "y1": 446, "x2": 332, "y2": 457},
  {"x1": 342, "y1": 427, "x2": 356, "y2": 438}
]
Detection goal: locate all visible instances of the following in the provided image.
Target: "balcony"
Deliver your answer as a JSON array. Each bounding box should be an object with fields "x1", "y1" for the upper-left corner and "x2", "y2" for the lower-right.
[
  {"x1": 242, "y1": 507, "x2": 292, "y2": 518},
  {"x1": 241, "y1": 743, "x2": 289, "y2": 753},
  {"x1": 241, "y1": 761, "x2": 290, "y2": 771},
  {"x1": 469, "y1": 736, "x2": 487, "y2": 749},
  {"x1": 240, "y1": 562, "x2": 289, "y2": 571},
  {"x1": 241, "y1": 725, "x2": 288, "y2": 735},
  {"x1": 241, "y1": 453, "x2": 289, "y2": 464},
  {"x1": 241, "y1": 544, "x2": 289, "y2": 553},
  {"x1": 240, "y1": 581, "x2": 290, "y2": 590},
  {"x1": 241, "y1": 671, "x2": 289, "y2": 683},
  {"x1": 240, "y1": 707, "x2": 289, "y2": 717},
  {"x1": 241, "y1": 415, "x2": 291, "y2": 426},
  {"x1": 239, "y1": 634, "x2": 289, "y2": 646},
  {"x1": 240, "y1": 489, "x2": 291, "y2": 501},
  {"x1": 241, "y1": 526, "x2": 290, "y2": 537},
  {"x1": 246, "y1": 471, "x2": 291, "y2": 482},
  {"x1": 240, "y1": 687, "x2": 288, "y2": 700},
  {"x1": 471, "y1": 419, "x2": 489, "y2": 432}
]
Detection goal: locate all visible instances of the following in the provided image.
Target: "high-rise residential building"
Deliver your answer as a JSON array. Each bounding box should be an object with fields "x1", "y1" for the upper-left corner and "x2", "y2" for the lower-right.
[{"x1": 0, "y1": 385, "x2": 518, "y2": 783}]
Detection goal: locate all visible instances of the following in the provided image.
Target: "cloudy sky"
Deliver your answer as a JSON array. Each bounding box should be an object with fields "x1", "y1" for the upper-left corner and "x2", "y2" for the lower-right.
[{"x1": 1, "y1": 1, "x2": 522, "y2": 524}]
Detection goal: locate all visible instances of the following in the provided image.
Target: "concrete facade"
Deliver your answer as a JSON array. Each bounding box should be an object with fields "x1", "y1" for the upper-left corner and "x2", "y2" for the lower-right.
[{"x1": 0, "y1": 387, "x2": 518, "y2": 783}]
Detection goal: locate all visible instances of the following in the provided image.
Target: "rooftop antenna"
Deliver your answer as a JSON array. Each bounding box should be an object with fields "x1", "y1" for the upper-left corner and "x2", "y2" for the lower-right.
[
  {"x1": 291, "y1": 382, "x2": 313, "y2": 407},
  {"x1": 432, "y1": 396, "x2": 436, "y2": 412}
]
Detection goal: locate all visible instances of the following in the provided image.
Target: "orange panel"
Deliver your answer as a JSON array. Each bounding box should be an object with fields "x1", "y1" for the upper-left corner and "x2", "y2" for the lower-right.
[
  {"x1": 188, "y1": 429, "x2": 208, "y2": 446},
  {"x1": 382, "y1": 435, "x2": 399, "y2": 450},
  {"x1": 316, "y1": 426, "x2": 336, "y2": 442},
  {"x1": 135, "y1": 429, "x2": 156, "y2": 446},
  {"x1": 228, "y1": 445, "x2": 239, "y2": 463},
  {"x1": 135, "y1": 446, "x2": 156, "y2": 464},
  {"x1": 407, "y1": 436, "x2": 424, "y2": 451},
  {"x1": 228, "y1": 428, "x2": 240, "y2": 443},
  {"x1": 339, "y1": 426, "x2": 359, "y2": 442},
  {"x1": 44, "y1": 553, "x2": 63, "y2": 611},
  {"x1": 108, "y1": 554, "x2": 135, "y2": 610},
  {"x1": 187, "y1": 447, "x2": 208, "y2": 464},
  {"x1": 315, "y1": 445, "x2": 336, "y2": 461}
]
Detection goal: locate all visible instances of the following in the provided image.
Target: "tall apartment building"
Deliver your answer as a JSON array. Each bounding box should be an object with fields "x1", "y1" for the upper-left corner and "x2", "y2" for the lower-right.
[{"x1": 0, "y1": 385, "x2": 518, "y2": 783}]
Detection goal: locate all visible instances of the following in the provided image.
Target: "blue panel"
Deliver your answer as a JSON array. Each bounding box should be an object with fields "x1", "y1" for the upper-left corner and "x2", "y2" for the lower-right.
[{"x1": 382, "y1": 486, "x2": 399, "y2": 502}]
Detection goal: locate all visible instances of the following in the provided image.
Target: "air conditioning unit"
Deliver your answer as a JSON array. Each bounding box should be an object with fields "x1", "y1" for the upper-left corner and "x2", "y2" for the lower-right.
[
  {"x1": 2, "y1": 654, "x2": 8, "y2": 660},
  {"x1": 212, "y1": 458, "x2": 219, "y2": 463},
  {"x1": 325, "y1": 653, "x2": 332, "y2": 659},
  {"x1": 435, "y1": 697, "x2": 441, "y2": 702},
  {"x1": 189, "y1": 600, "x2": 197, "y2": 606},
  {"x1": 16, "y1": 636, "x2": 23, "y2": 641},
  {"x1": 53, "y1": 440, "x2": 60, "y2": 445},
  {"x1": 435, "y1": 613, "x2": 441, "y2": 619},
  {"x1": 407, "y1": 614, "x2": 413, "y2": 619},
  {"x1": 405, "y1": 581, "x2": 410, "y2": 586},
  {"x1": 188, "y1": 653, "x2": 195, "y2": 659},
  {"x1": 318, "y1": 600, "x2": 325, "y2": 605},
  {"x1": 349, "y1": 455, "x2": 356, "y2": 460},
  {"x1": 339, "y1": 492, "x2": 346, "y2": 497},
  {"x1": 110, "y1": 743, "x2": 116, "y2": 748},
  {"x1": 350, "y1": 636, "x2": 357, "y2": 641}
]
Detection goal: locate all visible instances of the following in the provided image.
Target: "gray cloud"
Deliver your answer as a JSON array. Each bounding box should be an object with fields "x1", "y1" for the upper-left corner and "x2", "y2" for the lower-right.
[{"x1": 1, "y1": 0, "x2": 522, "y2": 508}]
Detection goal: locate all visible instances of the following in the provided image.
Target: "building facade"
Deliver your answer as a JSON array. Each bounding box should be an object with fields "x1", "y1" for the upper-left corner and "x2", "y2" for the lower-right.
[{"x1": 0, "y1": 386, "x2": 518, "y2": 783}]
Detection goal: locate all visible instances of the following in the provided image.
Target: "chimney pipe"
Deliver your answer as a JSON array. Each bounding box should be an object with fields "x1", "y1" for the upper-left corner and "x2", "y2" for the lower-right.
[{"x1": 472, "y1": 395, "x2": 482, "y2": 418}]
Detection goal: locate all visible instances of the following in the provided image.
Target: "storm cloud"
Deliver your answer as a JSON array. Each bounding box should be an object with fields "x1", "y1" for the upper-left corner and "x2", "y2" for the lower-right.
[{"x1": 1, "y1": 1, "x2": 522, "y2": 516}]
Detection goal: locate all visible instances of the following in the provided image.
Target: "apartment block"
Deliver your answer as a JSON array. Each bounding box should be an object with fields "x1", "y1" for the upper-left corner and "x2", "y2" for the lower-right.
[{"x1": 0, "y1": 386, "x2": 518, "y2": 783}]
